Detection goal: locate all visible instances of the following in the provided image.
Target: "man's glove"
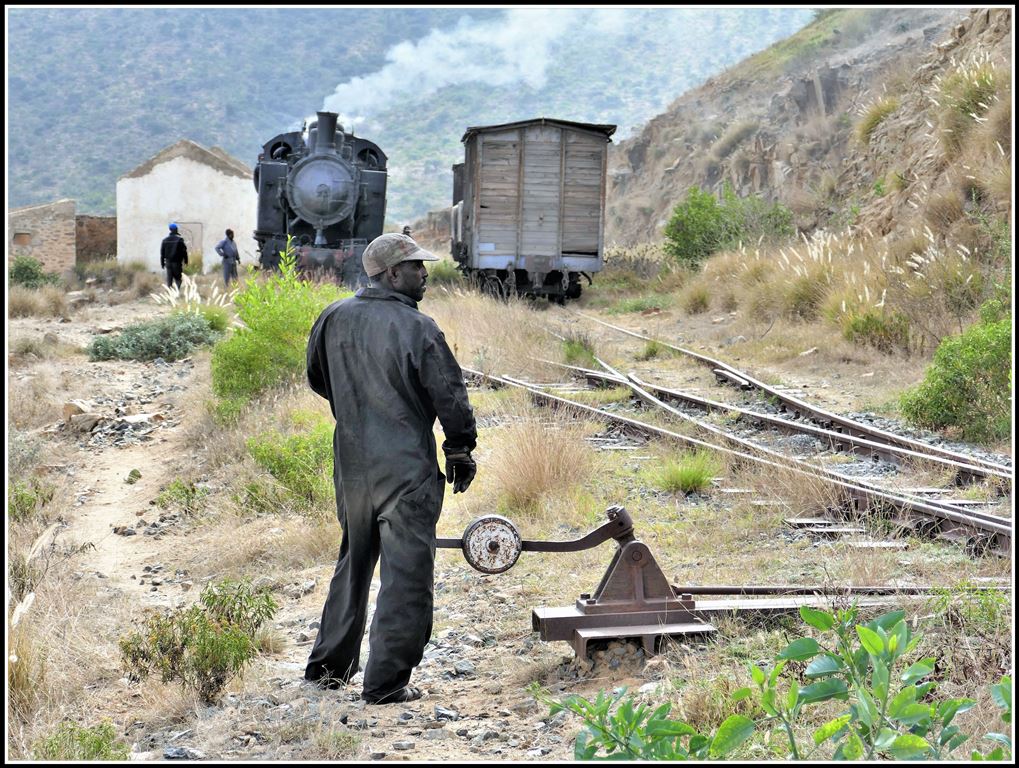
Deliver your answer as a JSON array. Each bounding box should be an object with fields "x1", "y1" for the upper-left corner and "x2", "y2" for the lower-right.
[
  {"x1": 160, "y1": 258, "x2": 165, "y2": 268},
  {"x1": 444, "y1": 449, "x2": 477, "y2": 494}
]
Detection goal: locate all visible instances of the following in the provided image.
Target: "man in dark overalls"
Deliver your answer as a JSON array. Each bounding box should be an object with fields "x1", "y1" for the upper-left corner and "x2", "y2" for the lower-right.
[{"x1": 304, "y1": 232, "x2": 478, "y2": 704}]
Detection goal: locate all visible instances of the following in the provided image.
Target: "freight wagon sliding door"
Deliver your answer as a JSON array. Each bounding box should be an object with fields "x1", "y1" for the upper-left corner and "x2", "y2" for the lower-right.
[
  {"x1": 520, "y1": 125, "x2": 562, "y2": 258},
  {"x1": 477, "y1": 133, "x2": 520, "y2": 259},
  {"x1": 561, "y1": 132, "x2": 604, "y2": 256}
]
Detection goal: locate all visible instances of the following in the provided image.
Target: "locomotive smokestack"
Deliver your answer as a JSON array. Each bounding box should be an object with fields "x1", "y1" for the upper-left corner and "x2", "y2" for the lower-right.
[{"x1": 312, "y1": 111, "x2": 339, "y2": 155}]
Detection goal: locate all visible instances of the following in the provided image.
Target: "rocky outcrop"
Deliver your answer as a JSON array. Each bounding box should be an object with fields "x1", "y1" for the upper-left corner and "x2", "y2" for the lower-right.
[{"x1": 604, "y1": 7, "x2": 1006, "y2": 246}]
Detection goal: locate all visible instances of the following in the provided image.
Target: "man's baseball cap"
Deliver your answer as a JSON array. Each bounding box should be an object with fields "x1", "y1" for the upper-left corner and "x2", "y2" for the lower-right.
[
  {"x1": 169, "y1": 222, "x2": 178, "y2": 231},
  {"x1": 362, "y1": 232, "x2": 439, "y2": 277}
]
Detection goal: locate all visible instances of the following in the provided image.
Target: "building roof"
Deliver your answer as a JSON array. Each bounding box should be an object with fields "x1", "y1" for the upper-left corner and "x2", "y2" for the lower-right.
[
  {"x1": 462, "y1": 118, "x2": 616, "y2": 143},
  {"x1": 9, "y1": 198, "x2": 76, "y2": 215},
  {"x1": 120, "y1": 139, "x2": 251, "y2": 181}
]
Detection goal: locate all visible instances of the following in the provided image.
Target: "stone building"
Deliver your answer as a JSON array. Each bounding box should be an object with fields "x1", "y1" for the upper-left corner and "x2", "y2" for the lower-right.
[
  {"x1": 116, "y1": 140, "x2": 255, "y2": 273},
  {"x1": 8, "y1": 199, "x2": 117, "y2": 274}
]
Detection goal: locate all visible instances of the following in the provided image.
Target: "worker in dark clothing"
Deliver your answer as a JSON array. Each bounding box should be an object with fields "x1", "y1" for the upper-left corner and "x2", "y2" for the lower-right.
[
  {"x1": 304, "y1": 232, "x2": 478, "y2": 705},
  {"x1": 160, "y1": 222, "x2": 188, "y2": 289}
]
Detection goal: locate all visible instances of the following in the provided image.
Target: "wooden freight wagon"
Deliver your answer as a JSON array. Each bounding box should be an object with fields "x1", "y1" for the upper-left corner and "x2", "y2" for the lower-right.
[{"x1": 450, "y1": 118, "x2": 616, "y2": 301}]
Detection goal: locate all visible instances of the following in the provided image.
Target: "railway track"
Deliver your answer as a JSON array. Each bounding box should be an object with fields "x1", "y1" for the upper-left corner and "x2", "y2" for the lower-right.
[
  {"x1": 540, "y1": 358, "x2": 1010, "y2": 512},
  {"x1": 461, "y1": 365, "x2": 1012, "y2": 558},
  {"x1": 571, "y1": 312, "x2": 1012, "y2": 482}
]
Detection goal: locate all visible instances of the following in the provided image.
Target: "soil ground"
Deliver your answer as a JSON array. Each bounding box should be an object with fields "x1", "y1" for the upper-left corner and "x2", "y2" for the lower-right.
[{"x1": 7, "y1": 285, "x2": 1010, "y2": 761}]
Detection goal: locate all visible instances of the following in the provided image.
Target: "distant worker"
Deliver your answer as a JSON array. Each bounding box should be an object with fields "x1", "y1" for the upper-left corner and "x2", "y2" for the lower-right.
[
  {"x1": 402, "y1": 226, "x2": 412, "y2": 237},
  {"x1": 215, "y1": 228, "x2": 241, "y2": 287},
  {"x1": 160, "y1": 223, "x2": 188, "y2": 289}
]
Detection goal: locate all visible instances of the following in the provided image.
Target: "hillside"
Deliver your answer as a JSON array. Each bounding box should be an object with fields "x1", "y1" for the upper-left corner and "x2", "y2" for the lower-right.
[
  {"x1": 7, "y1": 8, "x2": 813, "y2": 223},
  {"x1": 604, "y1": 8, "x2": 1011, "y2": 248}
]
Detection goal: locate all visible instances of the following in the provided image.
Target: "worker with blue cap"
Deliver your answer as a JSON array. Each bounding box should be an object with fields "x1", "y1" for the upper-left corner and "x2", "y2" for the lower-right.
[{"x1": 160, "y1": 222, "x2": 188, "y2": 288}]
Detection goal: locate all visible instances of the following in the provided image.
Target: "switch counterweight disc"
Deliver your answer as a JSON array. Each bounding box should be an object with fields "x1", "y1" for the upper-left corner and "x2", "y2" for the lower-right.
[{"x1": 461, "y1": 515, "x2": 522, "y2": 574}]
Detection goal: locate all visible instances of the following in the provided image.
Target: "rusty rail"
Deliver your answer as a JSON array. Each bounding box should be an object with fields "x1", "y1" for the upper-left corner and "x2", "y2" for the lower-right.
[
  {"x1": 462, "y1": 366, "x2": 1011, "y2": 557},
  {"x1": 571, "y1": 312, "x2": 1013, "y2": 482}
]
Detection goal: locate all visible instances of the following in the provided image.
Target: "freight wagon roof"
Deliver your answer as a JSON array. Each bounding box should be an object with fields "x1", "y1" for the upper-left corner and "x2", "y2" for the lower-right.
[{"x1": 461, "y1": 118, "x2": 616, "y2": 143}]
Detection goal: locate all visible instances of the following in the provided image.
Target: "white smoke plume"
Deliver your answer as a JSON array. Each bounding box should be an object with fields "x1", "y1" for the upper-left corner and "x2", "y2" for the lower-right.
[{"x1": 319, "y1": 8, "x2": 626, "y2": 126}]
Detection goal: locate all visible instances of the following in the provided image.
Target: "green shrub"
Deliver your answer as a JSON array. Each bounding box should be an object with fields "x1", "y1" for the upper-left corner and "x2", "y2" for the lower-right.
[
  {"x1": 856, "y1": 97, "x2": 900, "y2": 144},
  {"x1": 663, "y1": 185, "x2": 794, "y2": 269},
  {"x1": 182, "y1": 250, "x2": 204, "y2": 277},
  {"x1": 899, "y1": 306, "x2": 1011, "y2": 442},
  {"x1": 663, "y1": 187, "x2": 730, "y2": 268},
  {"x1": 636, "y1": 339, "x2": 666, "y2": 361},
  {"x1": 427, "y1": 258, "x2": 463, "y2": 285},
  {"x1": 10, "y1": 255, "x2": 62, "y2": 289},
  {"x1": 606, "y1": 295, "x2": 672, "y2": 315},
  {"x1": 87, "y1": 312, "x2": 221, "y2": 362},
  {"x1": 32, "y1": 720, "x2": 129, "y2": 761},
  {"x1": 562, "y1": 331, "x2": 598, "y2": 367},
  {"x1": 8, "y1": 479, "x2": 55, "y2": 522},
  {"x1": 196, "y1": 304, "x2": 231, "y2": 333},
  {"x1": 681, "y1": 285, "x2": 710, "y2": 314},
  {"x1": 538, "y1": 606, "x2": 1013, "y2": 761},
  {"x1": 246, "y1": 419, "x2": 335, "y2": 509},
  {"x1": 841, "y1": 310, "x2": 910, "y2": 354},
  {"x1": 154, "y1": 479, "x2": 210, "y2": 515},
  {"x1": 656, "y1": 451, "x2": 722, "y2": 494},
  {"x1": 210, "y1": 242, "x2": 346, "y2": 408},
  {"x1": 119, "y1": 579, "x2": 277, "y2": 702}
]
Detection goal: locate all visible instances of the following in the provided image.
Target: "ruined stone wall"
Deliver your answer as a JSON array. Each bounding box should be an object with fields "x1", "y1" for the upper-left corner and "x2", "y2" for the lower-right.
[
  {"x1": 75, "y1": 215, "x2": 118, "y2": 264},
  {"x1": 8, "y1": 199, "x2": 77, "y2": 274}
]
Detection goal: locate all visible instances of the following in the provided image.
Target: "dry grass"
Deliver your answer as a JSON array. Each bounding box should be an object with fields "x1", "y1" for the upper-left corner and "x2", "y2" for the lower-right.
[
  {"x1": 855, "y1": 97, "x2": 899, "y2": 144},
  {"x1": 484, "y1": 407, "x2": 603, "y2": 520},
  {"x1": 10, "y1": 334, "x2": 83, "y2": 365},
  {"x1": 5, "y1": 544, "x2": 131, "y2": 758},
  {"x1": 923, "y1": 188, "x2": 965, "y2": 234},
  {"x1": 8, "y1": 285, "x2": 69, "y2": 318},
  {"x1": 426, "y1": 288, "x2": 562, "y2": 379},
  {"x1": 8, "y1": 371, "x2": 64, "y2": 431},
  {"x1": 679, "y1": 284, "x2": 710, "y2": 315},
  {"x1": 936, "y1": 56, "x2": 1006, "y2": 157},
  {"x1": 711, "y1": 121, "x2": 758, "y2": 160}
]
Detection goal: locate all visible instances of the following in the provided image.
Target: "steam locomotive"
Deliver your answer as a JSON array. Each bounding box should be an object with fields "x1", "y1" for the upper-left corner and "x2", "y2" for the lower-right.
[{"x1": 253, "y1": 111, "x2": 388, "y2": 286}]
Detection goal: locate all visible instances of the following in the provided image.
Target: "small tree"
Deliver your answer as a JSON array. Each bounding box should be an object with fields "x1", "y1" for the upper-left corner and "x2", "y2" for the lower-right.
[{"x1": 663, "y1": 187, "x2": 728, "y2": 268}]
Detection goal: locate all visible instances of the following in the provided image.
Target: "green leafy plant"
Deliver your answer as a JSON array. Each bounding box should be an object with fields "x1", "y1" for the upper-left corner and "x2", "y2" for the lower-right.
[
  {"x1": 656, "y1": 451, "x2": 722, "y2": 494},
  {"x1": 210, "y1": 237, "x2": 346, "y2": 414},
  {"x1": 8, "y1": 478, "x2": 55, "y2": 522},
  {"x1": 87, "y1": 312, "x2": 221, "y2": 362},
  {"x1": 663, "y1": 185, "x2": 794, "y2": 269},
  {"x1": 972, "y1": 675, "x2": 1012, "y2": 760},
  {"x1": 246, "y1": 418, "x2": 335, "y2": 509},
  {"x1": 531, "y1": 684, "x2": 754, "y2": 760},
  {"x1": 899, "y1": 301, "x2": 1011, "y2": 441},
  {"x1": 154, "y1": 479, "x2": 210, "y2": 516},
  {"x1": 738, "y1": 605, "x2": 984, "y2": 760},
  {"x1": 542, "y1": 607, "x2": 1010, "y2": 761},
  {"x1": 119, "y1": 580, "x2": 278, "y2": 702},
  {"x1": 10, "y1": 255, "x2": 62, "y2": 289},
  {"x1": 32, "y1": 720, "x2": 129, "y2": 760}
]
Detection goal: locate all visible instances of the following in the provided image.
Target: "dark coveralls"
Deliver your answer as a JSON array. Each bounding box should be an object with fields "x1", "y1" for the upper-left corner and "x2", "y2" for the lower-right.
[
  {"x1": 160, "y1": 232, "x2": 188, "y2": 288},
  {"x1": 215, "y1": 237, "x2": 240, "y2": 286},
  {"x1": 304, "y1": 286, "x2": 477, "y2": 700}
]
